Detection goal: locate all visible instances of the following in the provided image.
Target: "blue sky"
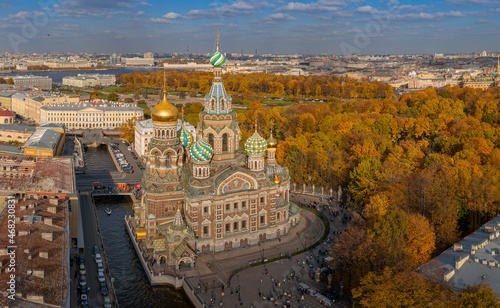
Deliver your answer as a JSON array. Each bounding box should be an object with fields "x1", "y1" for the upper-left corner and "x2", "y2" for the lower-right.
[{"x1": 0, "y1": 0, "x2": 499, "y2": 55}]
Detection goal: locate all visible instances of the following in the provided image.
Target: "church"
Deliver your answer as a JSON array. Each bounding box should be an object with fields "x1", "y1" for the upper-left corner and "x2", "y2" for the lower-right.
[{"x1": 133, "y1": 33, "x2": 300, "y2": 268}]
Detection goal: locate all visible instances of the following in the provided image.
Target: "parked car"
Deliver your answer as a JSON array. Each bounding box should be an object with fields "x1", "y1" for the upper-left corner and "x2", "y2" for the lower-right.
[
  {"x1": 79, "y1": 255, "x2": 85, "y2": 265},
  {"x1": 94, "y1": 245, "x2": 100, "y2": 255},
  {"x1": 97, "y1": 262, "x2": 104, "y2": 272},
  {"x1": 98, "y1": 271, "x2": 105, "y2": 283},
  {"x1": 100, "y1": 283, "x2": 109, "y2": 295},
  {"x1": 81, "y1": 294, "x2": 88, "y2": 306},
  {"x1": 79, "y1": 276, "x2": 87, "y2": 287},
  {"x1": 95, "y1": 253, "x2": 102, "y2": 264},
  {"x1": 104, "y1": 296, "x2": 112, "y2": 308},
  {"x1": 79, "y1": 264, "x2": 86, "y2": 275}
]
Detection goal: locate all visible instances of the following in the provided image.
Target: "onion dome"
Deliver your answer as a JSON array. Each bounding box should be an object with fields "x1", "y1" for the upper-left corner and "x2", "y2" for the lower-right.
[
  {"x1": 178, "y1": 124, "x2": 193, "y2": 148},
  {"x1": 267, "y1": 130, "x2": 277, "y2": 149},
  {"x1": 152, "y1": 92, "x2": 178, "y2": 123},
  {"x1": 210, "y1": 51, "x2": 225, "y2": 67},
  {"x1": 245, "y1": 131, "x2": 267, "y2": 156},
  {"x1": 190, "y1": 136, "x2": 213, "y2": 162},
  {"x1": 273, "y1": 174, "x2": 281, "y2": 184}
]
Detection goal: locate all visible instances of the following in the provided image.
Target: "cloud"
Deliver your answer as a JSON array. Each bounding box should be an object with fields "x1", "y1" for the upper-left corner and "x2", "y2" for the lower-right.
[
  {"x1": 491, "y1": 8, "x2": 500, "y2": 12},
  {"x1": 52, "y1": 0, "x2": 139, "y2": 18},
  {"x1": 139, "y1": 1, "x2": 152, "y2": 6},
  {"x1": 136, "y1": 10, "x2": 144, "y2": 16},
  {"x1": 149, "y1": 17, "x2": 183, "y2": 24},
  {"x1": 392, "y1": 5, "x2": 428, "y2": 12},
  {"x1": 356, "y1": 5, "x2": 385, "y2": 14},
  {"x1": 201, "y1": 22, "x2": 239, "y2": 29},
  {"x1": 53, "y1": 24, "x2": 80, "y2": 31},
  {"x1": 475, "y1": 18, "x2": 495, "y2": 23},
  {"x1": 181, "y1": 1, "x2": 273, "y2": 19},
  {"x1": 444, "y1": 0, "x2": 500, "y2": 5},
  {"x1": 162, "y1": 12, "x2": 185, "y2": 19},
  {"x1": 263, "y1": 13, "x2": 297, "y2": 22},
  {"x1": 390, "y1": 11, "x2": 466, "y2": 21},
  {"x1": 276, "y1": 0, "x2": 346, "y2": 13}
]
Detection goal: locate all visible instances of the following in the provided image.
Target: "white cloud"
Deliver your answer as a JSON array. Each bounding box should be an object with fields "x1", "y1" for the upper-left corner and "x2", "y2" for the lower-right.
[
  {"x1": 149, "y1": 17, "x2": 182, "y2": 24},
  {"x1": 136, "y1": 11, "x2": 144, "y2": 16},
  {"x1": 392, "y1": 5, "x2": 428, "y2": 12},
  {"x1": 475, "y1": 18, "x2": 495, "y2": 23},
  {"x1": 276, "y1": 0, "x2": 346, "y2": 13},
  {"x1": 183, "y1": 1, "x2": 273, "y2": 19},
  {"x1": 140, "y1": 1, "x2": 152, "y2": 6},
  {"x1": 53, "y1": 24, "x2": 80, "y2": 31},
  {"x1": 201, "y1": 22, "x2": 239, "y2": 29},
  {"x1": 445, "y1": 0, "x2": 499, "y2": 5},
  {"x1": 162, "y1": 12, "x2": 184, "y2": 19},
  {"x1": 263, "y1": 13, "x2": 297, "y2": 22},
  {"x1": 356, "y1": 5, "x2": 385, "y2": 14}
]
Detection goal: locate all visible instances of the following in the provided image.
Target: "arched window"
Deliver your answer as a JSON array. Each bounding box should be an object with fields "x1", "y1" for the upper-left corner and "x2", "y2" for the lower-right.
[
  {"x1": 208, "y1": 134, "x2": 214, "y2": 148},
  {"x1": 165, "y1": 153, "x2": 171, "y2": 168},
  {"x1": 222, "y1": 133, "x2": 228, "y2": 152}
]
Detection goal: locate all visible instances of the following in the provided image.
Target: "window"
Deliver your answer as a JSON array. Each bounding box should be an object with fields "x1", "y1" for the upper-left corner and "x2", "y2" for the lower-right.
[
  {"x1": 203, "y1": 206, "x2": 208, "y2": 214},
  {"x1": 203, "y1": 226, "x2": 209, "y2": 235},
  {"x1": 260, "y1": 216, "x2": 265, "y2": 224},
  {"x1": 208, "y1": 133, "x2": 214, "y2": 148},
  {"x1": 226, "y1": 224, "x2": 230, "y2": 232},
  {"x1": 234, "y1": 203, "x2": 238, "y2": 210},
  {"x1": 242, "y1": 220, "x2": 246, "y2": 229},
  {"x1": 222, "y1": 133, "x2": 228, "y2": 152},
  {"x1": 277, "y1": 212, "x2": 280, "y2": 221},
  {"x1": 226, "y1": 204, "x2": 230, "y2": 211},
  {"x1": 233, "y1": 222, "x2": 238, "y2": 231},
  {"x1": 260, "y1": 197, "x2": 265, "y2": 205},
  {"x1": 242, "y1": 201, "x2": 246, "y2": 208}
]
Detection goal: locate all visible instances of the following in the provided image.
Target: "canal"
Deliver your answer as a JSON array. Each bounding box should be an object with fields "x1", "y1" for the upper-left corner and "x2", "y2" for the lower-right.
[{"x1": 83, "y1": 147, "x2": 193, "y2": 308}]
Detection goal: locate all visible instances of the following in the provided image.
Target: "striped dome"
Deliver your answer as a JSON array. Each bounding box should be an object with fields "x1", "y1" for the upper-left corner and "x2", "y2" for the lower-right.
[
  {"x1": 245, "y1": 131, "x2": 267, "y2": 156},
  {"x1": 210, "y1": 51, "x2": 226, "y2": 67},
  {"x1": 190, "y1": 136, "x2": 213, "y2": 162},
  {"x1": 178, "y1": 125, "x2": 193, "y2": 148}
]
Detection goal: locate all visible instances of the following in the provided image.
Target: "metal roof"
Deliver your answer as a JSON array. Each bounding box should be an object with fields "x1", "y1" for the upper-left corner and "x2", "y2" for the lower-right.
[{"x1": 22, "y1": 129, "x2": 62, "y2": 151}]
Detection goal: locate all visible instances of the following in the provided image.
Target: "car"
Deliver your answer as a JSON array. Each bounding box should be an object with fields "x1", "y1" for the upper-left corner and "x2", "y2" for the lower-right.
[
  {"x1": 127, "y1": 146, "x2": 132, "y2": 151},
  {"x1": 79, "y1": 264, "x2": 86, "y2": 275},
  {"x1": 79, "y1": 255, "x2": 85, "y2": 265},
  {"x1": 104, "y1": 296, "x2": 112, "y2": 308},
  {"x1": 121, "y1": 140, "x2": 125, "y2": 143},
  {"x1": 100, "y1": 283, "x2": 109, "y2": 295},
  {"x1": 98, "y1": 271, "x2": 105, "y2": 283},
  {"x1": 81, "y1": 294, "x2": 88, "y2": 301},
  {"x1": 79, "y1": 276, "x2": 87, "y2": 287},
  {"x1": 95, "y1": 253, "x2": 102, "y2": 264},
  {"x1": 94, "y1": 245, "x2": 100, "y2": 255},
  {"x1": 97, "y1": 262, "x2": 104, "y2": 272}
]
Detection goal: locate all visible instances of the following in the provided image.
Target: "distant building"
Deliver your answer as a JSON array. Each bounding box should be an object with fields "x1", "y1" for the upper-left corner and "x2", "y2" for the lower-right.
[
  {"x1": 40, "y1": 101, "x2": 144, "y2": 129},
  {"x1": 45, "y1": 60, "x2": 92, "y2": 69},
  {"x1": 123, "y1": 57, "x2": 155, "y2": 66},
  {"x1": 460, "y1": 70, "x2": 500, "y2": 90},
  {"x1": 110, "y1": 52, "x2": 120, "y2": 66},
  {"x1": 0, "y1": 109, "x2": 15, "y2": 124},
  {"x1": 144, "y1": 52, "x2": 154, "y2": 59},
  {"x1": 62, "y1": 73, "x2": 115, "y2": 88},
  {"x1": 11, "y1": 92, "x2": 83, "y2": 123},
  {"x1": 12, "y1": 75, "x2": 52, "y2": 90},
  {"x1": 21, "y1": 124, "x2": 66, "y2": 157},
  {"x1": 134, "y1": 118, "x2": 196, "y2": 159},
  {"x1": 0, "y1": 124, "x2": 35, "y2": 144}
]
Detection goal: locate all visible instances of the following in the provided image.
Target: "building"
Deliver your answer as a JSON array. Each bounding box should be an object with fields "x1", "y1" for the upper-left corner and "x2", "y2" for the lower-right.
[
  {"x1": 460, "y1": 58, "x2": 500, "y2": 89},
  {"x1": 62, "y1": 73, "x2": 116, "y2": 88},
  {"x1": 40, "y1": 101, "x2": 144, "y2": 129},
  {"x1": 12, "y1": 75, "x2": 52, "y2": 90},
  {"x1": 11, "y1": 92, "x2": 82, "y2": 123},
  {"x1": 134, "y1": 118, "x2": 196, "y2": 159},
  {"x1": 132, "y1": 35, "x2": 300, "y2": 268},
  {"x1": 0, "y1": 124, "x2": 35, "y2": 144},
  {"x1": 110, "y1": 52, "x2": 120, "y2": 66},
  {"x1": 123, "y1": 57, "x2": 155, "y2": 66},
  {"x1": 420, "y1": 215, "x2": 500, "y2": 299},
  {"x1": 0, "y1": 109, "x2": 15, "y2": 124},
  {"x1": 144, "y1": 52, "x2": 154, "y2": 59},
  {"x1": 44, "y1": 60, "x2": 92, "y2": 69},
  {"x1": 0, "y1": 197, "x2": 70, "y2": 307},
  {"x1": 21, "y1": 124, "x2": 65, "y2": 156}
]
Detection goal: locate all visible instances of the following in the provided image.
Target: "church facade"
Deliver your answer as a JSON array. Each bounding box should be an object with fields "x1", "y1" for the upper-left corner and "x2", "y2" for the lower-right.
[{"x1": 133, "y1": 34, "x2": 300, "y2": 268}]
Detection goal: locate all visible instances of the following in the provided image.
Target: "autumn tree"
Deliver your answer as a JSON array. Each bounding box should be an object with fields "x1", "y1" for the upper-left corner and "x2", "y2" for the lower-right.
[
  {"x1": 108, "y1": 92, "x2": 118, "y2": 101},
  {"x1": 458, "y1": 284, "x2": 500, "y2": 308},
  {"x1": 118, "y1": 116, "x2": 142, "y2": 144}
]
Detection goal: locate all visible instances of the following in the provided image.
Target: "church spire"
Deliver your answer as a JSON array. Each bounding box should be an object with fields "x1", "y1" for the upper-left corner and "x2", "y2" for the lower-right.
[{"x1": 206, "y1": 31, "x2": 231, "y2": 114}]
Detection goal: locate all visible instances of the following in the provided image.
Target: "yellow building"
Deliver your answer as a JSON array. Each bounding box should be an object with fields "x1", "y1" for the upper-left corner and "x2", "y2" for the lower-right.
[
  {"x1": 40, "y1": 101, "x2": 144, "y2": 129},
  {"x1": 11, "y1": 92, "x2": 82, "y2": 123}
]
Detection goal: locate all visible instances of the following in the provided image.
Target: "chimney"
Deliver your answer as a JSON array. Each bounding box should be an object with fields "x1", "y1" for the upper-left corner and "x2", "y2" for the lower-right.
[
  {"x1": 41, "y1": 232, "x2": 53, "y2": 241},
  {"x1": 47, "y1": 206, "x2": 56, "y2": 214},
  {"x1": 44, "y1": 217, "x2": 52, "y2": 226},
  {"x1": 39, "y1": 251, "x2": 48, "y2": 259}
]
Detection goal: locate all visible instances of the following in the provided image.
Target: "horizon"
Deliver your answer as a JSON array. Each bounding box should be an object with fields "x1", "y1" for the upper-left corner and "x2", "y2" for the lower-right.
[{"x1": 0, "y1": 0, "x2": 499, "y2": 55}]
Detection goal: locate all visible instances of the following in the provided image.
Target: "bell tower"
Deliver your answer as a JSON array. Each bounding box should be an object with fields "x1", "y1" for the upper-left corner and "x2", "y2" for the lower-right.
[{"x1": 200, "y1": 31, "x2": 241, "y2": 162}]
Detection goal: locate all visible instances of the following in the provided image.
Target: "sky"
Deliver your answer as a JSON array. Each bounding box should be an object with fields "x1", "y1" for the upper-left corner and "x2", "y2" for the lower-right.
[{"x1": 0, "y1": 0, "x2": 499, "y2": 55}]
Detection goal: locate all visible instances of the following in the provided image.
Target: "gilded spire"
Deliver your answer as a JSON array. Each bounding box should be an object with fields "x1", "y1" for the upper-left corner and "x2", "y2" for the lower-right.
[
  {"x1": 151, "y1": 70, "x2": 178, "y2": 123},
  {"x1": 216, "y1": 30, "x2": 220, "y2": 52},
  {"x1": 254, "y1": 115, "x2": 258, "y2": 133}
]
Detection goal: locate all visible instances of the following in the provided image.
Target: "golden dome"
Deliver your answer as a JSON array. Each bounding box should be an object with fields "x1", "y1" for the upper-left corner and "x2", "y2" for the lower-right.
[
  {"x1": 273, "y1": 174, "x2": 281, "y2": 184},
  {"x1": 267, "y1": 131, "x2": 277, "y2": 149},
  {"x1": 151, "y1": 92, "x2": 178, "y2": 123}
]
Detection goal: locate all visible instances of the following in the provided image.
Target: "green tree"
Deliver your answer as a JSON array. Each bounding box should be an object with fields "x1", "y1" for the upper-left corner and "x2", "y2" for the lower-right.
[{"x1": 348, "y1": 156, "x2": 382, "y2": 204}]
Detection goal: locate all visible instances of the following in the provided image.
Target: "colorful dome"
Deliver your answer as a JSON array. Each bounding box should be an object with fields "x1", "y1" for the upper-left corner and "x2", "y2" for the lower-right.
[
  {"x1": 245, "y1": 131, "x2": 267, "y2": 156},
  {"x1": 178, "y1": 124, "x2": 193, "y2": 148},
  {"x1": 152, "y1": 92, "x2": 178, "y2": 123},
  {"x1": 210, "y1": 51, "x2": 226, "y2": 67},
  {"x1": 190, "y1": 136, "x2": 213, "y2": 162}
]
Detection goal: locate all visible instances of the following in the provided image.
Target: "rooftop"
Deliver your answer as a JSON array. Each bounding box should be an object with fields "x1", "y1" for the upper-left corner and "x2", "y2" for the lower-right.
[
  {"x1": 22, "y1": 129, "x2": 62, "y2": 151},
  {"x1": 420, "y1": 215, "x2": 500, "y2": 298}
]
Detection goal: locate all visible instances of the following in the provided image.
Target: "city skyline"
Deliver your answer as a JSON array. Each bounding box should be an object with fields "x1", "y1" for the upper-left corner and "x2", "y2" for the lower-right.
[{"x1": 0, "y1": 0, "x2": 499, "y2": 55}]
